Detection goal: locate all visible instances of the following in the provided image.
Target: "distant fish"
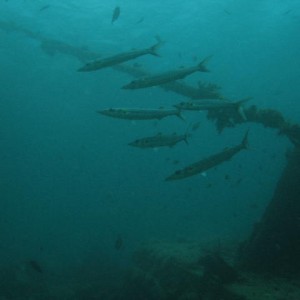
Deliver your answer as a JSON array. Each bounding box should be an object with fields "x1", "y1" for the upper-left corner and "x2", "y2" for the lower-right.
[
  {"x1": 191, "y1": 121, "x2": 201, "y2": 131},
  {"x1": 29, "y1": 260, "x2": 43, "y2": 274},
  {"x1": 165, "y1": 131, "x2": 249, "y2": 181},
  {"x1": 282, "y1": 9, "x2": 292, "y2": 15},
  {"x1": 129, "y1": 132, "x2": 189, "y2": 148},
  {"x1": 135, "y1": 17, "x2": 144, "y2": 24},
  {"x1": 39, "y1": 5, "x2": 50, "y2": 12},
  {"x1": 114, "y1": 235, "x2": 124, "y2": 250},
  {"x1": 78, "y1": 39, "x2": 162, "y2": 72},
  {"x1": 164, "y1": 80, "x2": 223, "y2": 100},
  {"x1": 98, "y1": 107, "x2": 183, "y2": 121},
  {"x1": 122, "y1": 55, "x2": 212, "y2": 90},
  {"x1": 224, "y1": 174, "x2": 230, "y2": 180},
  {"x1": 111, "y1": 6, "x2": 121, "y2": 24},
  {"x1": 223, "y1": 9, "x2": 232, "y2": 15}
]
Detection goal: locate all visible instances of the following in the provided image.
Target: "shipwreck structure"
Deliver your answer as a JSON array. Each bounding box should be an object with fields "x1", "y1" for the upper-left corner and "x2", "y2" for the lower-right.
[
  {"x1": 238, "y1": 146, "x2": 300, "y2": 274},
  {"x1": 207, "y1": 102, "x2": 300, "y2": 275}
]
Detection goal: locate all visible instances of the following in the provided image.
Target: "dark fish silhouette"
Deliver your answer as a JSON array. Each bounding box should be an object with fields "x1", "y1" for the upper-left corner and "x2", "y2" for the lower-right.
[
  {"x1": 78, "y1": 39, "x2": 162, "y2": 72},
  {"x1": 136, "y1": 17, "x2": 144, "y2": 24},
  {"x1": 111, "y1": 6, "x2": 120, "y2": 24},
  {"x1": 174, "y1": 98, "x2": 251, "y2": 120},
  {"x1": 122, "y1": 55, "x2": 212, "y2": 90},
  {"x1": 39, "y1": 5, "x2": 50, "y2": 12},
  {"x1": 29, "y1": 260, "x2": 43, "y2": 273},
  {"x1": 166, "y1": 131, "x2": 249, "y2": 181},
  {"x1": 129, "y1": 132, "x2": 189, "y2": 148},
  {"x1": 115, "y1": 235, "x2": 124, "y2": 250},
  {"x1": 98, "y1": 107, "x2": 183, "y2": 121}
]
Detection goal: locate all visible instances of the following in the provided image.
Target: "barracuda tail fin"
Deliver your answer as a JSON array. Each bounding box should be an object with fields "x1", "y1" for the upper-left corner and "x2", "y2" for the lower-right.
[
  {"x1": 183, "y1": 135, "x2": 189, "y2": 145},
  {"x1": 183, "y1": 132, "x2": 192, "y2": 145},
  {"x1": 149, "y1": 36, "x2": 164, "y2": 57},
  {"x1": 241, "y1": 130, "x2": 249, "y2": 149},
  {"x1": 198, "y1": 55, "x2": 213, "y2": 72},
  {"x1": 183, "y1": 123, "x2": 193, "y2": 144},
  {"x1": 236, "y1": 97, "x2": 252, "y2": 106},
  {"x1": 236, "y1": 97, "x2": 252, "y2": 120},
  {"x1": 176, "y1": 109, "x2": 186, "y2": 121}
]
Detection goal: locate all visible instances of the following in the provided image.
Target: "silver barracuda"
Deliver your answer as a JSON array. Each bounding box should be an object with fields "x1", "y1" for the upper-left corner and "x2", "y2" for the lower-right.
[
  {"x1": 122, "y1": 55, "x2": 212, "y2": 90},
  {"x1": 165, "y1": 131, "x2": 249, "y2": 181},
  {"x1": 129, "y1": 132, "x2": 189, "y2": 148},
  {"x1": 174, "y1": 98, "x2": 251, "y2": 120},
  {"x1": 161, "y1": 80, "x2": 223, "y2": 100},
  {"x1": 78, "y1": 40, "x2": 162, "y2": 72},
  {"x1": 97, "y1": 108, "x2": 183, "y2": 120},
  {"x1": 113, "y1": 64, "x2": 223, "y2": 99}
]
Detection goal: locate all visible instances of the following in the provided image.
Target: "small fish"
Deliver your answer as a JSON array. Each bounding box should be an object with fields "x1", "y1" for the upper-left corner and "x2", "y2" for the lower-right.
[
  {"x1": 111, "y1": 6, "x2": 120, "y2": 24},
  {"x1": 224, "y1": 174, "x2": 230, "y2": 180},
  {"x1": 235, "y1": 178, "x2": 243, "y2": 185},
  {"x1": 135, "y1": 17, "x2": 144, "y2": 24},
  {"x1": 115, "y1": 235, "x2": 124, "y2": 250},
  {"x1": 39, "y1": 5, "x2": 50, "y2": 12},
  {"x1": 129, "y1": 132, "x2": 189, "y2": 148},
  {"x1": 165, "y1": 131, "x2": 249, "y2": 181},
  {"x1": 282, "y1": 9, "x2": 292, "y2": 15},
  {"x1": 98, "y1": 107, "x2": 183, "y2": 121},
  {"x1": 78, "y1": 39, "x2": 162, "y2": 72},
  {"x1": 122, "y1": 55, "x2": 212, "y2": 90},
  {"x1": 223, "y1": 9, "x2": 232, "y2": 15},
  {"x1": 191, "y1": 121, "x2": 201, "y2": 131},
  {"x1": 29, "y1": 260, "x2": 43, "y2": 273}
]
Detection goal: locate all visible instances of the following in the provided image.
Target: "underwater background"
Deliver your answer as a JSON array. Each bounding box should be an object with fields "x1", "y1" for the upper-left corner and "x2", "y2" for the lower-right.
[{"x1": 0, "y1": 0, "x2": 299, "y2": 299}]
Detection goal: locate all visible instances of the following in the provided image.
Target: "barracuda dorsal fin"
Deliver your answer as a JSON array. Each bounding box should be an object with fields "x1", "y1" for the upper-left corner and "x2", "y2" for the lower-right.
[
  {"x1": 183, "y1": 135, "x2": 189, "y2": 145},
  {"x1": 241, "y1": 130, "x2": 249, "y2": 149},
  {"x1": 198, "y1": 54, "x2": 213, "y2": 72},
  {"x1": 175, "y1": 109, "x2": 185, "y2": 121},
  {"x1": 236, "y1": 97, "x2": 252, "y2": 106},
  {"x1": 236, "y1": 97, "x2": 252, "y2": 120}
]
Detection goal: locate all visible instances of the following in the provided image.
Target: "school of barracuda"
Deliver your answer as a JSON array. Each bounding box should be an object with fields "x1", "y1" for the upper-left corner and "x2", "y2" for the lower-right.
[{"x1": 78, "y1": 37, "x2": 250, "y2": 181}]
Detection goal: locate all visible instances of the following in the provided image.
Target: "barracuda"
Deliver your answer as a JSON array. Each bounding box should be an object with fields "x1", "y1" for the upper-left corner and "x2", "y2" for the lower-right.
[
  {"x1": 97, "y1": 107, "x2": 183, "y2": 120},
  {"x1": 122, "y1": 55, "x2": 212, "y2": 89},
  {"x1": 174, "y1": 98, "x2": 251, "y2": 120},
  {"x1": 129, "y1": 132, "x2": 189, "y2": 148},
  {"x1": 78, "y1": 40, "x2": 162, "y2": 72},
  {"x1": 165, "y1": 131, "x2": 249, "y2": 181}
]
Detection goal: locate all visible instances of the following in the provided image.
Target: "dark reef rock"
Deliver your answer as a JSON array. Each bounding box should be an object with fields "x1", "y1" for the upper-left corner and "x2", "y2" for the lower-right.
[
  {"x1": 121, "y1": 240, "x2": 244, "y2": 300},
  {"x1": 199, "y1": 253, "x2": 239, "y2": 284}
]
